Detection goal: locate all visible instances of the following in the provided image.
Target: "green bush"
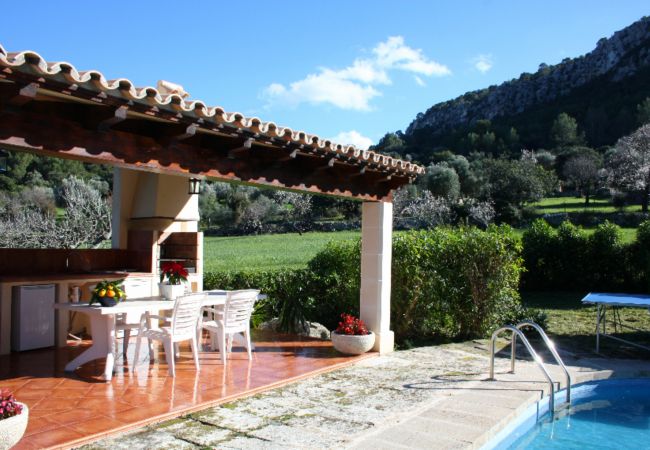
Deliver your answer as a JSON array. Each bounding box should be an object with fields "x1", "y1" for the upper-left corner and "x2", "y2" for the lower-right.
[
  {"x1": 522, "y1": 219, "x2": 643, "y2": 291},
  {"x1": 204, "y1": 226, "x2": 529, "y2": 343},
  {"x1": 392, "y1": 226, "x2": 525, "y2": 341},
  {"x1": 634, "y1": 220, "x2": 650, "y2": 292},
  {"x1": 587, "y1": 221, "x2": 627, "y2": 289}
]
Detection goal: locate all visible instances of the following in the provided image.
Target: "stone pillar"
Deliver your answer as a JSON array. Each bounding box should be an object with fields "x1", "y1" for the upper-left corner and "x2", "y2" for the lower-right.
[{"x1": 360, "y1": 201, "x2": 394, "y2": 354}]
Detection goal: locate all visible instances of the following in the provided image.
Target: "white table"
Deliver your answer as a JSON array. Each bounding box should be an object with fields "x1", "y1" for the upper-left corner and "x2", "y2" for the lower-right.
[
  {"x1": 582, "y1": 292, "x2": 650, "y2": 353},
  {"x1": 54, "y1": 293, "x2": 226, "y2": 381}
]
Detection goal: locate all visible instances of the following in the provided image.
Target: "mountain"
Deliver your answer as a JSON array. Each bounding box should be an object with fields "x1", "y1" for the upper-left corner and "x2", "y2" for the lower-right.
[{"x1": 400, "y1": 16, "x2": 650, "y2": 162}]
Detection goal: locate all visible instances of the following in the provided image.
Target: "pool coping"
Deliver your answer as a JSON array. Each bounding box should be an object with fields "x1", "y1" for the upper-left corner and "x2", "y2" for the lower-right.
[{"x1": 476, "y1": 366, "x2": 650, "y2": 450}]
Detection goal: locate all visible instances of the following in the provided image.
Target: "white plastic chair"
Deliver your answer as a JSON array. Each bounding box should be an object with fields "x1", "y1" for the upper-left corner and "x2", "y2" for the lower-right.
[
  {"x1": 132, "y1": 293, "x2": 205, "y2": 376},
  {"x1": 115, "y1": 314, "x2": 140, "y2": 357},
  {"x1": 199, "y1": 289, "x2": 259, "y2": 366}
]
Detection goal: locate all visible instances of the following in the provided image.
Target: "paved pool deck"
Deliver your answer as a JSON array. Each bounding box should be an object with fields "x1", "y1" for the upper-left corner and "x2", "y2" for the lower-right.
[{"x1": 80, "y1": 340, "x2": 650, "y2": 450}]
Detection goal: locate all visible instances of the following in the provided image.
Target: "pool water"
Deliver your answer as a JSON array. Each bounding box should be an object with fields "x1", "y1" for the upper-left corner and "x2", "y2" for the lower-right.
[{"x1": 508, "y1": 379, "x2": 650, "y2": 449}]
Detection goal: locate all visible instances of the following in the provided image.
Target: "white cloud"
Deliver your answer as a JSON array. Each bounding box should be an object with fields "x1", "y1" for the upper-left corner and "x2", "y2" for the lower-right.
[
  {"x1": 262, "y1": 36, "x2": 450, "y2": 111},
  {"x1": 414, "y1": 75, "x2": 426, "y2": 87},
  {"x1": 328, "y1": 130, "x2": 374, "y2": 150},
  {"x1": 472, "y1": 54, "x2": 493, "y2": 73},
  {"x1": 373, "y1": 36, "x2": 451, "y2": 76},
  {"x1": 263, "y1": 72, "x2": 380, "y2": 111}
]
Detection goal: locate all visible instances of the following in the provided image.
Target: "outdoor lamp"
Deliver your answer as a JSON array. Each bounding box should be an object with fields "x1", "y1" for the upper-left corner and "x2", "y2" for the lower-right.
[
  {"x1": 188, "y1": 177, "x2": 201, "y2": 195},
  {"x1": 0, "y1": 148, "x2": 8, "y2": 173}
]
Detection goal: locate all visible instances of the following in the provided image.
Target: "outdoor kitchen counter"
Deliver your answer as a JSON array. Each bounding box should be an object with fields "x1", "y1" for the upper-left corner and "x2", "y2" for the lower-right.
[
  {"x1": 0, "y1": 272, "x2": 155, "y2": 355},
  {"x1": 0, "y1": 272, "x2": 151, "y2": 282}
]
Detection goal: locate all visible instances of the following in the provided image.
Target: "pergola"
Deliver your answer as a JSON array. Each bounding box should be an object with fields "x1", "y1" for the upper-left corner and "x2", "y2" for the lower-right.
[{"x1": 0, "y1": 44, "x2": 423, "y2": 353}]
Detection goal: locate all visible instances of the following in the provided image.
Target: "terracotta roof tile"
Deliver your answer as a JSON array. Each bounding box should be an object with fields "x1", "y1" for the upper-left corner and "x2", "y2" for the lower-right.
[{"x1": 0, "y1": 44, "x2": 424, "y2": 176}]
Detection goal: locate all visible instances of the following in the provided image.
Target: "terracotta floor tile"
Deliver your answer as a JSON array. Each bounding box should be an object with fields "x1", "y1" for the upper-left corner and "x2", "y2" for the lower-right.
[
  {"x1": 49, "y1": 407, "x2": 104, "y2": 426},
  {"x1": 29, "y1": 396, "x2": 73, "y2": 413},
  {"x1": 49, "y1": 386, "x2": 93, "y2": 399},
  {"x1": 4, "y1": 330, "x2": 374, "y2": 450},
  {"x1": 66, "y1": 415, "x2": 126, "y2": 437},
  {"x1": 23, "y1": 415, "x2": 60, "y2": 437},
  {"x1": 22, "y1": 425, "x2": 85, "y2": 449}
]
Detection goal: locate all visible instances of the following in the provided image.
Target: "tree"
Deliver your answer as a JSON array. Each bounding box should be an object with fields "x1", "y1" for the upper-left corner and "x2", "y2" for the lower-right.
[
  {"x1": 550, "y1": 113, "x2": 582, "y2": 148},
  {"x1": 0, "y1": 176, "x2": 111, "y2": 248},
  {"x1": 422, "y1": 164, "x2": 460, "y2": 201},
  {"x1": 563, "y1": 154, "x2": 603, "y2": 205},
  {"x1": 402, "y1": 191, "x2": 454, "y2": 228},
  {"x1": 637, "y1": 97, "x2": 650, "y2": 126},
  {"x1": 372, "y1": 132, "x2": 405, "y2": 153},
  {"x1": 607, "y1": 124, "x2": 650, "y2": 212},
  {"x1": 482, "y1": 158, "x2": 557, "y2": 222}
]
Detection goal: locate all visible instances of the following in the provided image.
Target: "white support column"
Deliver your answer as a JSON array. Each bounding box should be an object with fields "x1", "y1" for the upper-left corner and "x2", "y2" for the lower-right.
[{"x1": 360, "y1": 201, "x2": 394, "y2": 354}]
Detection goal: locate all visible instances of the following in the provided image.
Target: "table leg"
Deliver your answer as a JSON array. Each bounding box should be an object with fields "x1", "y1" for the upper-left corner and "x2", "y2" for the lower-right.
[
  {"x1": 64, "y1": 314, "x2": 116, "y2": 381},
  {"x1": 596, "y1": 304, "x2": 601, "y2": 353}
]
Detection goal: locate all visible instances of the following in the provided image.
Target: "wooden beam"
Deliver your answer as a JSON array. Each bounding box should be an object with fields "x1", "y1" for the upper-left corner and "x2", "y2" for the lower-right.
[
  {"x1": 0, "y1": 109, "x2": 395, "y2": 201},
  {"x1": 172, "y1": 123, "x2": 198, "y2": 142},
  {"x1": 10, "y1": 83, "x2": 39, "y2": 106},
  {"x1": 98, "y1": 106, "x2": 128, "y2": 132},
  {"x1": 227, "y1": 138, "x2": 253, "y2": 159}
]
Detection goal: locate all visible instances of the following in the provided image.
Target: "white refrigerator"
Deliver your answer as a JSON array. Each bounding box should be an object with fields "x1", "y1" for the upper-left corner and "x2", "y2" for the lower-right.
[{"x1": 12, "y1": 284, "x2": 56, "y2": 351}]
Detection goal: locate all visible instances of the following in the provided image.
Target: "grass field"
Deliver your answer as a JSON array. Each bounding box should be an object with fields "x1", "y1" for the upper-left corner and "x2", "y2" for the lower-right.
[
  {"x1": 203, "y1": 230, "x2": 360, "y2": 272},
  {"x1": 521, "y1": 291, "x2": 650, "y2": 358},
  {"x1": 530, "y1": 196, "x2": 640, "y2": 214}
]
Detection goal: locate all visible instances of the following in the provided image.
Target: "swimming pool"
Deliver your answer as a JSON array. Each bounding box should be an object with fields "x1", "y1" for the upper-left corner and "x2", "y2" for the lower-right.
[{"x1": 484, "y1": 378, "x2": 650, "y2": 449}]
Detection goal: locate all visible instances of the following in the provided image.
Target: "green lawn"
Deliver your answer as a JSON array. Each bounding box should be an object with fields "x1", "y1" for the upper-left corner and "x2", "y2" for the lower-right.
[
  {"x1": 530, "y1": 196, "x2": 640, "y2": 214},
  {"x1": 522, "y1": 291, "x2": 650, "y2": 358},
  {"x1": 203, "y1": 230, "x2": 360, "y2": 272}
]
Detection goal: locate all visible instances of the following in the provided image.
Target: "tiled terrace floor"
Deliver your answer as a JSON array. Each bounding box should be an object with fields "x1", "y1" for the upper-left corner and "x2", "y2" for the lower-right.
[{"x1": 0, "y1": 330, "x2": 374, "y2": 450}]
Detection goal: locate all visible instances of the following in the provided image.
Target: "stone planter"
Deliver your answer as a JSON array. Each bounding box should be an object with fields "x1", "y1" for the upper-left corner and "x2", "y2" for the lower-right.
[
  {"x1": 331, "y1": 331, "x2": 375, "y2": 355},
  {"x1": 159, "y1": 283, "x2": 185, "y2": 301},
  {"x1": 0, "y1": 402, "x2": 28, "y2": 450}
]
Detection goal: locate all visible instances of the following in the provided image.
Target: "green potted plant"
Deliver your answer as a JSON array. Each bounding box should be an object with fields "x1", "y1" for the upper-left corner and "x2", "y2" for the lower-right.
[
  {"x1": 0, "y1": 388, "x2": 28, "y2": 449},
  {"x1": 331, "y1": 313, "x2": 375, "y2": 355},
  {"x1": 159, "y1": 261, "x2": 188, "y2": 300},
  {"x1": 89, "y1": 280, "x2": 126, "y2": 307}
]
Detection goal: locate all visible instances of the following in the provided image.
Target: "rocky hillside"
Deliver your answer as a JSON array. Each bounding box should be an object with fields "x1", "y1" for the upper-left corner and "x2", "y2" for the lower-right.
[{"x1": 406, "y1": 16, "x2": 650, "y2": 138}]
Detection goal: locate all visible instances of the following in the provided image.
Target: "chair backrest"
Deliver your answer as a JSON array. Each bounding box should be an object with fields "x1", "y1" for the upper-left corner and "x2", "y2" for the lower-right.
[
  {"x1": 223, "y1": 289, "x2": 259, "y2": 332},
  {"x1": 172, "y1": 293, "x2": 205, "y2": 338}
]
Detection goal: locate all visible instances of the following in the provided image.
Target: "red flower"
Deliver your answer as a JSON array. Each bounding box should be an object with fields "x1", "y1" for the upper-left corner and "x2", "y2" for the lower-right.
[
  {"x1": 160, "y1": 261, "x2": 189, "y2": 285},
  {"x1": 0, "y1": 389, "x2": 23, "y2": 420},
  {"x1": 335, "y1": 313, "x2": 370, "y2": 336}
]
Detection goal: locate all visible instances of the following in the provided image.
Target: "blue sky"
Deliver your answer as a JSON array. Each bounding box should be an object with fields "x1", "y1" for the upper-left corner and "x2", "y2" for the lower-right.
[{"x1": 2, "y1": 1, "x2": 648, "y2": 148}]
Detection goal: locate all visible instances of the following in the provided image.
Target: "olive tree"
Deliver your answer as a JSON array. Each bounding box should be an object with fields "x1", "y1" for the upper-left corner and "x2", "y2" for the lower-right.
[
  {"x1": 607, "y1": 124, "x2": 650, "y2": 212},
  {"x1": 0, "y1": 176, "x2": 111, "y2": 248},
  {"x1": 563, "y1": 153, "x2": 603, "y2": 205}
]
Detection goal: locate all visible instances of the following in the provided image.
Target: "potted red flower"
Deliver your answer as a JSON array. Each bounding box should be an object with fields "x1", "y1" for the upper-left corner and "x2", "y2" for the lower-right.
[
  {"x1": 0, "y1": 389, "x2": 28, "y2": 449},
  {"x1": 331, "y1": 313, "x2": 375, "y2": 355},
  {"x1": 159, "y1": 261, "x2": 189, "y2": 300}
]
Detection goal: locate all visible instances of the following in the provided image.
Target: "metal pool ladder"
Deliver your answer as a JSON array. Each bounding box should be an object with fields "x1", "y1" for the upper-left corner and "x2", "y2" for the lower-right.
[{"x1": 488, "y1": 321, "x2": 572, "y2": 415}]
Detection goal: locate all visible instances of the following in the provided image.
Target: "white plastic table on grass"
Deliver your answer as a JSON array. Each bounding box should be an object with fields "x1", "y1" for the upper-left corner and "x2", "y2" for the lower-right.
[{"x1": 581, "y1": 292, "x2": 650, "y2": 353}]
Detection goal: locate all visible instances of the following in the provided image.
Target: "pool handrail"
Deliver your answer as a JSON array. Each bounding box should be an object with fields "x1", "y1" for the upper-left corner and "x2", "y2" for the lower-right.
[
  {"x1": 514, "y1": 321, "x2": 571, "y2": 404},
  {"x1": 488, "y1": 325, "x2": 556, "y2": 414}
]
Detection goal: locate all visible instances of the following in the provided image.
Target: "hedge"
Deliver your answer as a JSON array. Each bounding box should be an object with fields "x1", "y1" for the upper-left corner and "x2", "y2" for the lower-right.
[
  {"x1": 205, "y1": 226, "x2": 538, "y2": 343},
  {"x1": 522, "y1": 219, "x2": 650, "y2": 292}
]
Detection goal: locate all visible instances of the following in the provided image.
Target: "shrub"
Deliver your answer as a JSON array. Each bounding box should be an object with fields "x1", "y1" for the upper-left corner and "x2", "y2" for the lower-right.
[
  {"x1": 635, "y1": 220, "x2": 650, "y2": 291},
  {"x1": 587, "y1": 221, "x2": 627, "y2": 289},
  {"x1": 391, "y1": 226, "x2": 525, "y2": 341},
  {"x1": 522, "y1": 219, "x2": 558, "y2": 289},
  {"x1": 305, "y1": 240, "x2": 360, "y2": 330},
  {"x1": 204, "y1": 226, "x2": 527, "y2": 344},
  {"x1": 522, "y1": 219, "x2": 643, "y2": 291}
]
